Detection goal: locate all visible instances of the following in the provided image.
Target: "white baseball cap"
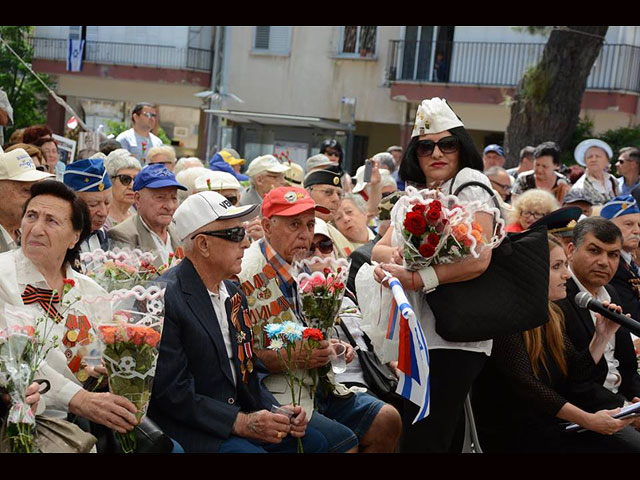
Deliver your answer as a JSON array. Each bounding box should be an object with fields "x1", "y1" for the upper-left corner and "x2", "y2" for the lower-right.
[
  {"x1": 194, "y1": 171, "x2": 241, "y2": 192},
  {"x1": 172, "y1": 190, "x2": 259, "y2": 241},
  {"x1": 246, "y1": 154, "x2": 290, "y2": 178},
  {"x1": 0, "y1": 148, "x2": 55, "y2": 182}
]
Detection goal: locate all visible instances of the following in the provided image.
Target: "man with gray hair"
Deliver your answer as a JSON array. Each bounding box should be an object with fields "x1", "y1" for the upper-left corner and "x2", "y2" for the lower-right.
[
  {"x1": 600, "y1": 196, "x2": 640, "y2": 322},
  {"x1": 484, "y1": 166, "x2": 513, "y2": 203},
  {"x1": 108, "y1": 164, "x2": 186, "y2": 266},
  {"x1": 239, "y1": 155, "x2": 289, "y2": 207}
]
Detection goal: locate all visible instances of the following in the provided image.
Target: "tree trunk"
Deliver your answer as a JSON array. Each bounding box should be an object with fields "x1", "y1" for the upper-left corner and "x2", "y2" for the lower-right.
[{"x1": 504, "y1": 26, "x2": 609, "y2": 167}]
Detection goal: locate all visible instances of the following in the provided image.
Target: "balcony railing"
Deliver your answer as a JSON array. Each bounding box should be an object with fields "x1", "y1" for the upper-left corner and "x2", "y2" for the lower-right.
[
  {"x1": 386, "y1": 40, "x2": 640, "y2": 93},
  {"x1": 30, "y1": 37, "x2": 212, "y2": 72}
]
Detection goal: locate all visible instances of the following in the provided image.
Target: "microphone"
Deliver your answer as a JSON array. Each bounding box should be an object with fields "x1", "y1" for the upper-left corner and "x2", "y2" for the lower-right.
[{"x1": 575, "y1": 292, "x2": 640, "y2": 337}]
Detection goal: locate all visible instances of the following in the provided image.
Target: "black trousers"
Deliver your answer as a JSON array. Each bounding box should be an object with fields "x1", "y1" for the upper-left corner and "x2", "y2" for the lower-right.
[{"x1": 400, "y1": 349, "x2": 487, "y2": 453}]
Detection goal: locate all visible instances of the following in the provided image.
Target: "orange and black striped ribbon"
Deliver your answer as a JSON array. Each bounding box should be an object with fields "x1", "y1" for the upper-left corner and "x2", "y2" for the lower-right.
[{"x1": 21, "y1": 284, "x2": 63, "y2": 323}]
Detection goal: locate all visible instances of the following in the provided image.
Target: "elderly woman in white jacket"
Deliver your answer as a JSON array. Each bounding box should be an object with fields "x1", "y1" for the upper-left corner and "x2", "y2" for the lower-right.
[{"x1": 0, "y1": 180, "x2": 138, "y2": 434}]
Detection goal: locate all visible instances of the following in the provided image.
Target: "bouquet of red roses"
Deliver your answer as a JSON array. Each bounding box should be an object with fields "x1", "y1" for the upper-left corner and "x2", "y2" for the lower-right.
[{"x1": 393, "y1": 189, "x2": 500, "y2": 270}]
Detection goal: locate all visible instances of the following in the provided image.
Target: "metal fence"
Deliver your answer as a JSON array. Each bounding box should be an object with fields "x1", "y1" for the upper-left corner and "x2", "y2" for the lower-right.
[
  {"x1": 387, "y1": 40, "x2": 640, "y2": 93},
  {"x1": 30, "y1": 37, "x2": 212, "y2": 72}
]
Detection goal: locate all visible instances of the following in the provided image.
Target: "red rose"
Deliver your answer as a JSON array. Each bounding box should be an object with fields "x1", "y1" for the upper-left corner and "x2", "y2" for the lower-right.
[
  {"x1": 303, "y1": 328, "x2": 324, "y2": 342},
  {"x1": 426, "y1": 233, "x2": 440, "y2": 247},
  {"x1": 418, "y1": 243, "x2": 436, "y2": 258},
  {"x1": 426, "y1": 209, "x2": 441, "y2": 225},
  {"x1": 430, "y1": 200, "x2": 442, "y2": 211},
  {"x1": 63, "y1": 278, "x2": 75, "y2": 287},
  {"x1": 412, "y1": 203, "x2": 427, "y2": 215},
  {"x1": 404, "y1": 212, "x2": 427, "y2": 236}
]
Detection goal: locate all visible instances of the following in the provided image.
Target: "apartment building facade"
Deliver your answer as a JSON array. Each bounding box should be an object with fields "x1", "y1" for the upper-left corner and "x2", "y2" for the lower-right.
[{"x1": 32, "y1": 26, "x2": 640, "y2": 172}]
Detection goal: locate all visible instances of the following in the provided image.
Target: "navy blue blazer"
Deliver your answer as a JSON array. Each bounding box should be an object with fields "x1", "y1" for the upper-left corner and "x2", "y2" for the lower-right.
[
  {"x1": 555, "y1": 278, "x2": 640, "y2": 412},
  {"x1": 147, "y1": 258, "x2": 277, "y2": 453}
]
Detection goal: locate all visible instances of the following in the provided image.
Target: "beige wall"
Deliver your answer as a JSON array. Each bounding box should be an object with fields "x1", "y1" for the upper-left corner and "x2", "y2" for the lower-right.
[
  {"x1": 55, "y1": 75, "x2": 204, "y2": 109},
  {"x1": 224, "y1": 26, "x2": 405, "y2": 125}
]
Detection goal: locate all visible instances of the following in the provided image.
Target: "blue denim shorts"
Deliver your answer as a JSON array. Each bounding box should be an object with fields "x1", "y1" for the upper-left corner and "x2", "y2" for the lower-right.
[{"x1": 316, "y1": 391, "x2": 385, "y2": 440}]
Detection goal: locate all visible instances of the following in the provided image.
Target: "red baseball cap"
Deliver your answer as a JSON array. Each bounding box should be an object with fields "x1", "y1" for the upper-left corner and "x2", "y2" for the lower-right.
[{"x1": 262, "y1": 186, "x2": 330, "y2": 218}]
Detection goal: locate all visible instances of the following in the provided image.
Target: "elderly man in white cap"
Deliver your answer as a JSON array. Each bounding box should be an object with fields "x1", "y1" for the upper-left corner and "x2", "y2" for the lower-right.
[
  {"x1": 195, "y1": 170, "x2": 264, "y2": 241},
  {"x1": 239, "y1": 155, "x2": 289, "y2": 207},
  {"x1": 147, "y1": 191, "x2": 326, "y2": 453},
  {"x1": 0, "y1": 147, "x2": 55, "y2": 253}
]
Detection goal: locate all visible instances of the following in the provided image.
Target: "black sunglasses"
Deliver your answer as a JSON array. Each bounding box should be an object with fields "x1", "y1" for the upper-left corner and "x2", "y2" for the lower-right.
[
  {"x1": 309, "y1": 238, "x2": 333, "y2": 255},
  {"x1": 224, "y1": 195, "x2": 239, "y2": 206},
  {"x1": 113, "y1": 174, "x2": 136, "y2": 186},
  {"x1": 35, "y1": 166, "x2": 47, "y2": 172},
  {"x1": 415, "y1": 136, "x2": 460, "y2": 157},
  {"x1": 191, "y1": 226, "x2": 246, "y2": 242}
]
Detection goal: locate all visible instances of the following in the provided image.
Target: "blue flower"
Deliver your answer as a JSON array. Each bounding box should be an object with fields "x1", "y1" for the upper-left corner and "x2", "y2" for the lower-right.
[
  {"x1": 282, "y1": 322, "x2": 304, "y2": 342},
  {"x1": 264, "y1": 323, "x2": 284, "y2": 339}
]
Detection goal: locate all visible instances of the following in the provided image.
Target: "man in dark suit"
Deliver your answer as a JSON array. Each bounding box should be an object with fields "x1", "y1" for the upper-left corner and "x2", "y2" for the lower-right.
[
  {"x1": 556, "y1": 217, "x2": 640, "y2": 450},
  {"x1": 148, "y1": 191, "x2": 327, "y2": 453},
  {"x1": 600, "y1": 195, "x2": 640, "y2": 321}
]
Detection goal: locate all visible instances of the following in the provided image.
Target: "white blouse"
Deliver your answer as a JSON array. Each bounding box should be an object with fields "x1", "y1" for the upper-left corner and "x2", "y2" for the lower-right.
[{"x1": 393, "y1": 168, "x2": 496, "y2": 356}]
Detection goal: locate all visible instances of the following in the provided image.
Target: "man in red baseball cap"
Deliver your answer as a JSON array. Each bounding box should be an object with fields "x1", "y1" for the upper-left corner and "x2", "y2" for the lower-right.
[{"x1": 236, "y1": 186, "x2": 401, "y2": 453}]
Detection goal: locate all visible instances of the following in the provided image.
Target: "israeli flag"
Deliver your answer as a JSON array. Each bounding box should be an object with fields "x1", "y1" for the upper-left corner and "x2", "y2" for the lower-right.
[
  {"x1": 67, "y1": 39, "x2": 85, "y2": 72},
  {"x1": 386, "y1": 276, "x2": 430, "y2": 424}
]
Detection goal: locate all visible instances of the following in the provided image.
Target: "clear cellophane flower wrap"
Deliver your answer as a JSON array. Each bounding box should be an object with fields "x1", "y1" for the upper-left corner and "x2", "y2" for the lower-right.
[
  {"x1": 292, "y1": 256, "x2": 351, "y2": 337},
  {"x1": 0, "y1": 303, "x2": 64, "y2": 453},
  {"x1": 0, "y1": 324, "x2": 37, "y2": 453},
  {"x1": 292, "y1": 256, "x2": 351, "y2": 397},
  {"x1": 80, "y1": 248, "x2": 162, "y2": 292},
  {"x1": 391, "y1": 186, "x2": 505, "y2": 271},
  {"x1": 84, "y1": 283, "x2": 165, "y2": 453}
]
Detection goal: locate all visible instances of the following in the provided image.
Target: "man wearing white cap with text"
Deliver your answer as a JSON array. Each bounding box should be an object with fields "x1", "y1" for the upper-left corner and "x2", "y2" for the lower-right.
[
  {"x1": 0, "y1": 147, "x2": 54, "y2": 253},
  {"x1": 239, "y1": 155, "x2": 289, "y2": 207},
  {"x1": 148, "y1": 191, "x2": 327, "y2": 453}
]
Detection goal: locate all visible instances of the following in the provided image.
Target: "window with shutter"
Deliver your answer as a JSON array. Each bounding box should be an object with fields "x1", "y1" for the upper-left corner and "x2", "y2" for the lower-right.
[{"x1": 252, "y1": 26, "x2": 291, "y2": 55}]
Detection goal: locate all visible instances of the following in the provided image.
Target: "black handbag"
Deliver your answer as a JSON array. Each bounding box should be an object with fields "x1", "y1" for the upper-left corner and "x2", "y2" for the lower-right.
[
  {"x1": 337, "y1": 321, "x2": 399, "y2": 400},
  {"x1": 426, "y1": 180, "x2": 550, "y2": 342}
]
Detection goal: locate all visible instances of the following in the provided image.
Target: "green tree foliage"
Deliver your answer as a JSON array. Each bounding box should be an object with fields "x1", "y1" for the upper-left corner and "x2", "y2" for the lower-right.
[{"x1": 0, "y1": 26, "x2": 55, "y2": 139}]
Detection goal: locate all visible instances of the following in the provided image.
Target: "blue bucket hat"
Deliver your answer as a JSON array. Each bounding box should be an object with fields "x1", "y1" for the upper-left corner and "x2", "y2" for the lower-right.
[
  {"x1": 64, "y1": 158, "x2": 112, "y2": 192},
  {"x1": 133, "y1": 163, "x2": 187, "y2": 191},
  {"x1": 483, "y1": 144, "x2": 504, "y2": 157},
  {"x1": 600, "y1": 195, "x2": 640, "y2": 219}
]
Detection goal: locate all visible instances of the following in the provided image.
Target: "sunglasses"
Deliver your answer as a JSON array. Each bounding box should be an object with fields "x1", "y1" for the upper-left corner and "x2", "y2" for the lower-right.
[
  {"x1": 224, "y1": 195, "x2": 239, "y2": 206},
  {"x1": 35, "y1": 166, "x2": 47, "y2": 172},
  {"x1": 113, "y1": 174, "x2": 136, "y2": 186},
  {"x1": 191, "y1": 226, "x2": 246, "y2": 242},
  {"x1": 415, "y1": 136, "x2": 460, "y2": 157},
  {"x1": 309, "y1": 238, "x2": 334, "y2": 255},
  {"x1": 141, "y1": 112, "x2": 157, "y2": 119}
]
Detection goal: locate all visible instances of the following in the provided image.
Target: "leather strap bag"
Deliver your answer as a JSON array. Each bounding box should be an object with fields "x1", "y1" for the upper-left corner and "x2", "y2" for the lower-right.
[
  {"x1": 337, "y1": 321, "x2": 400, "y2": 400},
  {"x1": 426, "y1": 180, "x2": 550, "y2": 342}
]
